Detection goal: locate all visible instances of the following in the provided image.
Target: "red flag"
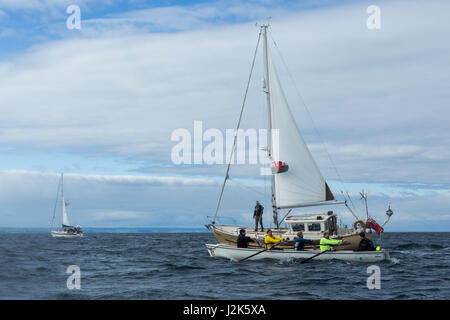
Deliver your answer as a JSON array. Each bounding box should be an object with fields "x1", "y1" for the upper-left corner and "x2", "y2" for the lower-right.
[
  {"x1": 271, "y1": 161, "x2": 289, "y2": 174},
  {"x1": 366, "y1": 218, "x2": 382, "y2": 235},
  {"x1": 65, "y1": 202, "x2": 69, "y2": 207}
]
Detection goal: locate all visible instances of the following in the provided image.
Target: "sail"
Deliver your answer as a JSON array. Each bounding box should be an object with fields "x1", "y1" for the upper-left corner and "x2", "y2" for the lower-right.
[
  {"x1": 62, "y1": 196, "x2": 71, "y2": 227},
  {"x1": 267, "y1": 50, "x2": 333, "y2": 208}
]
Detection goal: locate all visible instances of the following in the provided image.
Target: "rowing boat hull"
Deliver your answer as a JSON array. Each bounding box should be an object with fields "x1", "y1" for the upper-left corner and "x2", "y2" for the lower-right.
[{"x1": 206, "y1": 244, "x2": 389, "y2": 262}]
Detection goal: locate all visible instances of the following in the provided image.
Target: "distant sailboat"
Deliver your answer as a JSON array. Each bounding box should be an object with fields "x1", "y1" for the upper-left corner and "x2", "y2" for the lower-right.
[{"x1": 50, "y1": 173, "x2": 83, "y2": 238}]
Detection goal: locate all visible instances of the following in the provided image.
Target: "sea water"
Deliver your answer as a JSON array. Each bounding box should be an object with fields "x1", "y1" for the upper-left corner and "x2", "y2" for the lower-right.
[{"x1": 0, "y1": 232, "x2": 448, "y2": 299}]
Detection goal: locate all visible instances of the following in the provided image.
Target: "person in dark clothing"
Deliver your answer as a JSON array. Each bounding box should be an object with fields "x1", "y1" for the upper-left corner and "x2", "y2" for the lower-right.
[
  {"x1": 293, "y1": 232, "x2": 312, "y2": 251},
  {"x1": 253, "y1": 201, "x2": 264, "y2": 232},
  {"x1": 355, "y1": 232, "x2": 376, "y2": 251},
  {"x1": 237, "y1": 229, "x2": 255, "y2": 248}
]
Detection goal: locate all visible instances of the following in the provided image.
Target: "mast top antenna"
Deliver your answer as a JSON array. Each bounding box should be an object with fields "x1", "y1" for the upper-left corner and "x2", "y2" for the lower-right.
[{"x1": 256, "y1": 17, "x2": 271, "y2": 28}]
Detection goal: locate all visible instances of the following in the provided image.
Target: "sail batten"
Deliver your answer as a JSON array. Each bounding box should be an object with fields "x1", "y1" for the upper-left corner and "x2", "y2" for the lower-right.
[{"x1": 267, "y1": 47, "x2": 329, "y2": 208}]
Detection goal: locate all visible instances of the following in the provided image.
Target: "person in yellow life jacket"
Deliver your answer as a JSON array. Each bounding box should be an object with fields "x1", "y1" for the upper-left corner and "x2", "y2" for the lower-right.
[
  {"x1": 265, "y1": 229, "x2": 284, "y2": 249},
  {"x1": 319, "y1": 232, "x2": 349, "y2": 252}
]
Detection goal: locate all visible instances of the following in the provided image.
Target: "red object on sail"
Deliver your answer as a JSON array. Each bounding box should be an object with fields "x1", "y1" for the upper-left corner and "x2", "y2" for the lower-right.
[
  {"x1": 271, "y1": 161, "x2": 289, "y2": 174},
  {"x1": 366, "y1": 218, "x2": 382, "y2": 235}
]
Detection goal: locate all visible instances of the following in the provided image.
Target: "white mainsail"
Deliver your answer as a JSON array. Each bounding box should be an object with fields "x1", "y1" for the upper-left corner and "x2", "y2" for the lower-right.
[
  {"x1": 267, "y1": 49, "x2": 332, "y2": 209},
  {"x1": 62, "y1": 196, "x2": 71, "y2": 227}
]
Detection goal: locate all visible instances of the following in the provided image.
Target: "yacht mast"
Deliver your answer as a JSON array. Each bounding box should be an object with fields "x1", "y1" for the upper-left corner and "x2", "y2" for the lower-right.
[
  {"x1": 61, "y1": 173, "x2": 64, "y2": 220},
  {"x1": 261, "y1": 25, "x2": 279, "y2": 228}
]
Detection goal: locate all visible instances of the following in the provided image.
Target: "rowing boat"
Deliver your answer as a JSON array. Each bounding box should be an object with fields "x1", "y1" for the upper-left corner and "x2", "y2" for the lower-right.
[{"x1": 206, "y1": 243, "x2": 390, "y2": 262}]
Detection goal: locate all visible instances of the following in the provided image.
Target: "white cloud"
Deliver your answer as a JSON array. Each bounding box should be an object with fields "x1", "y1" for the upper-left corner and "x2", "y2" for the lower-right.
[
  {"x1": 0, "y1": 0, "x2": 105, "y2": 11},
  {"x1": 0, "y1": 168, "x2": 448, "y2": 230},
  {"x1": 0, "y1": 0, "x2": 449, "y2": 229},
  {"x1": 0, "y1": 169, "x2": 219, "y2": 186},
  {"x1": 90, "y1": 209, "x2": 150, "y2": 221},
  {"x1": 0, "y1": 0, "x2": 448, "y2": 185},
  {"x1": 81, "y1": 1, "x2": 290, "y2": 34}
]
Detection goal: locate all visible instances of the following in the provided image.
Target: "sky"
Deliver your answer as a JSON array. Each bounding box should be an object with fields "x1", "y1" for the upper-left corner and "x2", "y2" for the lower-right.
[{"x1": 0, "y1": 0, "x2": 449, "y2": 231}]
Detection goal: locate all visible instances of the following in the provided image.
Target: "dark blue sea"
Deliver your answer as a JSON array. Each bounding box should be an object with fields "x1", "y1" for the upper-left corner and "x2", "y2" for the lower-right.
[{"x1": 0, "y1": 231, "x2": 448, "y2": 299}]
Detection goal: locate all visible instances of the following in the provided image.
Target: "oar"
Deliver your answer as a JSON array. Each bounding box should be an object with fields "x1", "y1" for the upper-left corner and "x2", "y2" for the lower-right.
[
  {"x1": 253, "y1": 238, "x2": 264, "y2": 248},
  {"x1": 300, "y1": 247, "x2": 332, "y2": 264},
  {"x1": 239, "y1": 241, "x2": 285, "y2": 262},
  {"x1": 300, "y1": 242, "x2": 351, "y2": 263},
  {"x1": 300, "y1": 241, "x2": 349, "y2": 264}
]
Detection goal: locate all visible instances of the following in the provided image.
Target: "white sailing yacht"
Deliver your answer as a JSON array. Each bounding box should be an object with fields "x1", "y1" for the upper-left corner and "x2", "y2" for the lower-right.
[
  {"x1": 206, "y1": 25, "x2": 391, "y2": 252},
  {"x1": 50, "y1": 173, "x2": 84, "y2": 238}
]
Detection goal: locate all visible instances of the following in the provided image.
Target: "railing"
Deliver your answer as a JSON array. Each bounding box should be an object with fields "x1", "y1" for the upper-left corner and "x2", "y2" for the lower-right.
[{"x1": 206, "y1": 216, "x2": 238, "y2": 225}]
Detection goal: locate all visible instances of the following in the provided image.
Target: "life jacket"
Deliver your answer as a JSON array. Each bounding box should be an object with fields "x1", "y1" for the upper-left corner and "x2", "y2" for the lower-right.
[
  {"x1": 319, "y1": 237, "x2": 342, "y2": 252},
  {"x1": 265, "y1": 233, "x2": 283, "y2": 249}
]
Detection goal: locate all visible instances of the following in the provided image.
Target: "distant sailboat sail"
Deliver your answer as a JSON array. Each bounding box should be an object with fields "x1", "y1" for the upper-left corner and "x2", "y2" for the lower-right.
[
  {"x1": 62, "y1": 196, "x2": 71, "y2": 228},
  {"x1": 267, "y1": 47, "x2": 334, "y2": 209}
]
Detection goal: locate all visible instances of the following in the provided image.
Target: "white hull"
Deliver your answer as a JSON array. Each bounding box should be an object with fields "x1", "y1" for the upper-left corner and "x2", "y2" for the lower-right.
[
  {"x1": 206, "y1": 244, "x2": 390, "y2": 263},
  {"x1": 51, "y1": 230, "x2": 84, "y2": 238}
]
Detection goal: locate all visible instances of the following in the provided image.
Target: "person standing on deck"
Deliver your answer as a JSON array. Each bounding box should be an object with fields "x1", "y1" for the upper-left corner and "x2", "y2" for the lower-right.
[
  {"x1": 319, "y1": 232, "x2": 349, "y2": 252},
  {"x1": 253, "y1": 201, "x2": 264, "y2": 232}
]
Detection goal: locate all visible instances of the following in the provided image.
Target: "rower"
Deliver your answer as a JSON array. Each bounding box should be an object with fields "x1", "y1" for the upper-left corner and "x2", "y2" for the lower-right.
[
  {"x1": 237, "y1": 229, "x2": 255, "y2": 248},
  {"x1": 294, "y1": 232, "x2": 312, "y2": 251},
  {"x1": 264, "y1": 229, "x2": 284, "y2": 249},
  {"x1": 319, "y1": 232, "x2": 349, "y2": 252},
  {"x1": 354, "y1": 232, "x2": 376, "y2": 251}
]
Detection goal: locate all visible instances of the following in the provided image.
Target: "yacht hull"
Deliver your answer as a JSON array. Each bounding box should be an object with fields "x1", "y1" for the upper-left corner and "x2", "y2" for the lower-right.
[{"x1": 51, "y1": 230, "x2": 84, "y2": 238}]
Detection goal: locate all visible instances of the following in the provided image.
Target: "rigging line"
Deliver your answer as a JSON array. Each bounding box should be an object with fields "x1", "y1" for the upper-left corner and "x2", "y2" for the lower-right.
[
  {"x1": 345, "y1": 190, "x2": 359, "y2": 214},
  {"x1": 340, "y1": 191, "x2": 359, "y2": 220},
  {"x1": 261, "y1": 84, "x2": 269, "y2": 208},
  {"x1": 267, "y1": 29, "x2": 358, "y2": 215},
  {"x1": 340, "y1": 190, "x2": 357, "y2": 213},
  {"x1": 345, "y1": 202, "x2": 360, "y2": 221},
  {"x1": 50, "y1": 177, "x2": 61, "y2": 230},
  {"x1": 212, "y1": 30, "x2": 262, "y2": 224},
  {"x1": 278, "y1": 208, "x2": 293, "y2": 226},
  {"x1": 229, "y1": 178, "x2": 266, "y2": 197}
]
